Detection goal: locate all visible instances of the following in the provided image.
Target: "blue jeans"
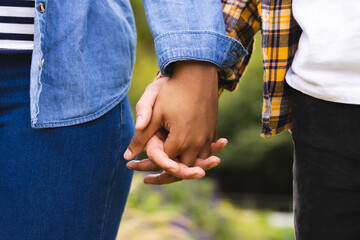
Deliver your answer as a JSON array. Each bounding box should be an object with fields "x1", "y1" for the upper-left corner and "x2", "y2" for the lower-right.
[{"x1": 0, "y1": 53, "x2": 134, "y2": 240}]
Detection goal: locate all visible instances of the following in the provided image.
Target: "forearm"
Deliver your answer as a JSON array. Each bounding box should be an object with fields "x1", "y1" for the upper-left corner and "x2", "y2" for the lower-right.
[{"x1": 142, "y1": 0, "x2": 247, "y2": 75}]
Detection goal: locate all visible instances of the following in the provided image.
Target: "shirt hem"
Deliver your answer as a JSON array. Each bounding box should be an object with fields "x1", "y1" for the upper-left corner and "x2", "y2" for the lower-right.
[
  {"x1": 260, "y1": 122, "x2": 293, "y2": 139},
  {"x1": 286, "y1": 70, "x2": 360, "y2": 105},
  {"x1": 31, "y1": 92, "x2": 129, "y2": 129}
]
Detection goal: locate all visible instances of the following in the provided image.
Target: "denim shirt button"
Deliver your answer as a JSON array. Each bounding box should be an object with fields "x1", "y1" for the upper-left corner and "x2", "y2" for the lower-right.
[
  {"x1": 41, "y1": 59, "x2": 44, "y2": 68},
  {"x1": 38, "y1": 3, "x2": 45, "y2": 13},
  {"x1": 231, "y1": 50, "x2": 238, "y2": 57}
]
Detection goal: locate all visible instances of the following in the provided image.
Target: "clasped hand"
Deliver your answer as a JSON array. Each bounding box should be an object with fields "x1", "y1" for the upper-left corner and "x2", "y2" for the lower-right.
[{"x1": 124, "y1": 61, "x2": 227, "y2": 184}]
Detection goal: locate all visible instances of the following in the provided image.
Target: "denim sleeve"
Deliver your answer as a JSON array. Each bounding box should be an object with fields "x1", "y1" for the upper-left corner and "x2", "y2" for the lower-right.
[{"x1": 142, "y1": 0, "x2": 248, "y2": 76}]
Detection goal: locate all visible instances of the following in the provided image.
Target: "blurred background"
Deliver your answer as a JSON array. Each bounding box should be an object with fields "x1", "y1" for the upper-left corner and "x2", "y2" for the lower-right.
[{"x1": 117, "y1": 1, "x2": 295, "y2": 239}]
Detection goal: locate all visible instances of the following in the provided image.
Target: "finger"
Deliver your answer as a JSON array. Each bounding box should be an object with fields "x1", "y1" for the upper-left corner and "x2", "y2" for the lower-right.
[
  {"x1": 198, "y1": 142, "x2": 211, "y2": 159},
  {"x1": 126, "y1": 159, "x2": 162, "y2": 172},
  {"x1": 163, "y1": 131, "x2": 183, "y2": 160},
  {"x1": 128, "y1": 158, "x2": 205, "y2": 179},
  {"x1": 144, "y1": 171, "x2": 181, "y2": 185},
  {"x1": 194, "y1": 156, "x2": 221, "y2": 171},
  {"x1": 124, "y1": 113, "x2": 162, "y2": 160},
  {"x1": 210, "y1": 138, "x2": 228, "y2": 154},
  {"x1": 175, "y1": 150, "x2": 206, "y2": 179},
  {"x1": 143, "y1": 156, "x2": 221, "y2": 185},
  {"x1": 145, "y1": 132, "x2": 179, "y2": 173},
  {"x1": 147, "y1": 136, "x2": 205, "y2": 179},
  {"x1": 144, "y1": 170, "x2": 205, "y2": 185},
  {"x1": 164, "y1": 132, "x2": 206, "y2": 176},
  {"x1": 179, "y1": 148, "x2": 201, "y2": 168},
  {"x1": 135, "y1": 77, "x2": 168, "y2": 131},
  {"x1": 144, "y1": 131, "x2": 205, "y2": 179},
  {"x1": 146, "y1": 142, "x2": 180, "y2": 174}
]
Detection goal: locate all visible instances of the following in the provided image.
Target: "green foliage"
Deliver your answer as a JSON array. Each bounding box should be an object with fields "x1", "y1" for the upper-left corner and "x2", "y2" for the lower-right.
[
  {"x1": 117, "y1": 173, "x2": 294, "y2": 240},
  {"x1": 130, "y1": 0, "x2": 154, "y2": 46}
]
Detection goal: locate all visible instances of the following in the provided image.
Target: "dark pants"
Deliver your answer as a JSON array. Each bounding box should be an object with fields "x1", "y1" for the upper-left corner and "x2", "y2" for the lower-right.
[
  {"x1": 0, "y1": 54, "x2": 134, "y2": 240},
  {"x1": 292, "y1": 89, "x2": 360, "y2": 240}
]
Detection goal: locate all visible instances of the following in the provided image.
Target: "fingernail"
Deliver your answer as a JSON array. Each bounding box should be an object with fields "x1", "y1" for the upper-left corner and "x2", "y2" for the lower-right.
[
  {"x1": 123, "y1": 148, "x2": 132, "y2": 160},
  {"x1": 209, "y1": 163, "x2": 219, "y2": 169},
  {"x1": 192, "y1": 171, "x2": 205, "y2": 179},
  {"x1": 135, "y1": 116, "x2": 143, "y2": 129},
  {"x1": 126, "y1": 161, "x2": 134, "y2": 168},
  {"x1": 126, "y1": 160, "x2": 140, "y2": 169},
  {"x1": 193, "y1": 174, "x2": 203, "y2": 179}
]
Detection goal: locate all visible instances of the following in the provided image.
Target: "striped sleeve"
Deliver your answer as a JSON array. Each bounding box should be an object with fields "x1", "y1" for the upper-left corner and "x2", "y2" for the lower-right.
[{"x1": 0, "y1": 0, "x2": 35, "y2": 52}]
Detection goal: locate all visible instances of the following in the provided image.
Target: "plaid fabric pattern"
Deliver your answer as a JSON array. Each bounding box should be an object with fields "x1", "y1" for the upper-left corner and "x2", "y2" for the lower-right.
[{"x1": 219, "y1": 0, "x2": 302, "y2": 138}]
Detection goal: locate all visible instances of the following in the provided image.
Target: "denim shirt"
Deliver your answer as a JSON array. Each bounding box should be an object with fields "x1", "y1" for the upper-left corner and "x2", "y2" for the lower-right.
[{"x1": 30, "y1": 0, "x2": 247, "y2": 128}]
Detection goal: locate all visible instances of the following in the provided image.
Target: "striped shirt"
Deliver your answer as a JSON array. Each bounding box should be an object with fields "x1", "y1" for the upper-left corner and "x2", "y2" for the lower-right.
[
  {"x1": 218, "y1": 0, "x2": 301, "y2": 138},
  {"x1": 0, "y1": 0, "x2": 35, "y2": 52}
]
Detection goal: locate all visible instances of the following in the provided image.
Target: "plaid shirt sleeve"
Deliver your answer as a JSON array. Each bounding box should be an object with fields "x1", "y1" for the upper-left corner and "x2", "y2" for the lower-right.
[
  {"x1": 260, "y1": 0, "x2": 301, "y2": 137},
  {"x1": 219, "y1": 0, "x2": 302, "y2": 138},
  {"x1": 218, "y1": 0, "x2": 261, "y2": 94}
]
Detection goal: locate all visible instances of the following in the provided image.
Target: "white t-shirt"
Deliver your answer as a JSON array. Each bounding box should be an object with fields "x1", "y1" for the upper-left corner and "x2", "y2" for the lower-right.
[{"x1": 286, "y1": 0, "x2": 360, "y2": 104}]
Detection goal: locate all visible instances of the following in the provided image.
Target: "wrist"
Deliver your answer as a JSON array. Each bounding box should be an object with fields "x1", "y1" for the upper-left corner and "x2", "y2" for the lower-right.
[{"x1": 172, "y1": 61, "x2": 218, "y2": 87}]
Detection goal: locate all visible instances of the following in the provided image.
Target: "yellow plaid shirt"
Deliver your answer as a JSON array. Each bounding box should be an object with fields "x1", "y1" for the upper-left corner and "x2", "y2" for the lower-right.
[{"x1": 219, "y1": 0, "x2": 302, "y2": 138}]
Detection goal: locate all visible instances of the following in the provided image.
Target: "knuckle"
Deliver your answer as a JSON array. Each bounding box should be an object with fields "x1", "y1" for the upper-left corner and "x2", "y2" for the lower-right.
[
  {"x1": 176, "y1": 142, "x2": 187, "y2": 152},
  {"x1": 135, "y1": 102, "x2": 143, "y2": 112},
  {"x1": 131, "y1": 137, "x2": 139, "y2": 148},
  {"x1": 146, "y1": 148, "x2": 155, "y2": 160},
  {"x1": 146, "y1": 151, "x2": 153, "y2": 160},
  {"x1": 176, "y1": 135, "x2": 189, "y2": 150},
  {"x1": 144, "y1": 83, "x2": 154, "y2": 92},
  {"x1": 194, "y1": 137, "x2": 206, "y2": 148},
  {"x1": 155, "y1": 175, "x2": 161, "y2": 185},
  {"x1": 131, "y1": 134, "x2": 144, "y2": 149}
]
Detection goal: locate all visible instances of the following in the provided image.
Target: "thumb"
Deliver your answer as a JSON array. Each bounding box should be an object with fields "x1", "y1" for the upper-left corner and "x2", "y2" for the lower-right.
[
  {"x1": 124, "y1": 112, "x2": 162, "y2": 160},
  {"x1": 135, "y1": 77, "x2": 168, "y2": 131}
]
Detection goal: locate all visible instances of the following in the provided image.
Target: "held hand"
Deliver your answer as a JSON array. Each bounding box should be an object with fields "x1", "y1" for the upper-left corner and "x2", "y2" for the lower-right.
[
  {"x1": 126, "y1": 130, "x2": 228, "y2": 184},
  {"x1": 133, "y1": 76, "x2": 169, "y2": 131},
  {"x1": 124, "y1": 61, "x2": 219, "y2": 169}
]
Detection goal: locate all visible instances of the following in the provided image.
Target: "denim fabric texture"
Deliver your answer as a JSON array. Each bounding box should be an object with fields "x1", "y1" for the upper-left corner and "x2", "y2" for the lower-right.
[
  {"x1": 30, "y1": 0, "x2": 246, "y2": 128},
  {"x1": 292, "y1": 89, "x2": 360, "y2": 240},
  {"x1": 0, "y1": 53, "x2": 134, "y2": 240}
]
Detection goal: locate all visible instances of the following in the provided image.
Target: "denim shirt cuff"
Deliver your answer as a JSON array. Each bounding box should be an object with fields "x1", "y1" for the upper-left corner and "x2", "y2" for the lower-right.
[{"x1": 154, "y1": 30, "x2": 248, "y2": 76}]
